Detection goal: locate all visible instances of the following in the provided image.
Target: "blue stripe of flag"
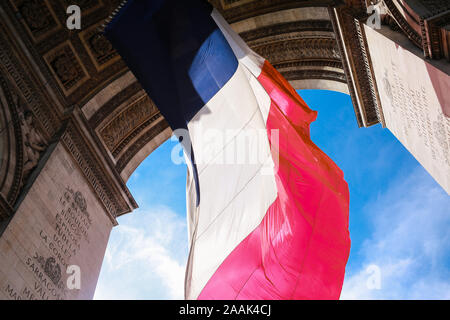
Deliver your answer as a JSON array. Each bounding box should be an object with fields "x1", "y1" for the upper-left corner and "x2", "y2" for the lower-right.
[
  {"x1": 104, "y1": 0, "x2": 238, "y2": 130},
  {"x1": 104, "y1": 0, "x2": 239, "y2": 205}
]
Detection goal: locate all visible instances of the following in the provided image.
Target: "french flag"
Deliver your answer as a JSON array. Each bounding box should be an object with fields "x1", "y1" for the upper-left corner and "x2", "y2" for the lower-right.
[{"x1": 105, "y1": 0, "x2": 350, "y2": 300}]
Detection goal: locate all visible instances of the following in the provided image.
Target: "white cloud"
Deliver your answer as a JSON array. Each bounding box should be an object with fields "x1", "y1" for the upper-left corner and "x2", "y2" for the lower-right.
[
  {"x1": 94, "y1": 206, "x2": 188, "y2": 300},
  {"x1": 94, "y1": 165, "x2": 449, "y2": 300},
  {"x1": 341, "y1": 167, "x2": 450, "y2": 299}
]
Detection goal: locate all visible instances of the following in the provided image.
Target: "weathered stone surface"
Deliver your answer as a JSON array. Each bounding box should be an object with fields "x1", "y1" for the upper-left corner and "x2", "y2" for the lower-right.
[
  {"x1": 0, "y1": 142, "x2": 114, "y2": 299},
  {"x1": 365, "y1": 25, "x2": 450, "y2": 194}
]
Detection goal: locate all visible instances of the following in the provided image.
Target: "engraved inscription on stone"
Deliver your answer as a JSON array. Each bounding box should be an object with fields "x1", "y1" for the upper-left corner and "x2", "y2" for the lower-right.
[
  {"x1": 1, "y1": 176, "x2": 98, "y2": 300},
  {"x1": 365, "y1": 26, "x2": 450, "y2": 194}
]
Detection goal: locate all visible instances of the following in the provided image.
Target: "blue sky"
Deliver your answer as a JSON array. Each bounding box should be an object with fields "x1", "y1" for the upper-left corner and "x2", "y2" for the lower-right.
[{"x1": 94, "y1": 89, "x2": 450, "y2": 300}]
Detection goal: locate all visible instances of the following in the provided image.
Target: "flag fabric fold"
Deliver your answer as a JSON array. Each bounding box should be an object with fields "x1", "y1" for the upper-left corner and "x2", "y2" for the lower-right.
[{"x1": 105, "y1": 0, "x2": 350, "y2": 300}]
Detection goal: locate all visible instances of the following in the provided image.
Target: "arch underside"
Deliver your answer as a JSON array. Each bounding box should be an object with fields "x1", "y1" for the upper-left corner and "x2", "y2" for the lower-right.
[
  {"x1": 1, "y1": 0, "x2": 447, "y2": 217},
  {"x1": 80, "y1": 1, "x2": 348, "y2": 184}
]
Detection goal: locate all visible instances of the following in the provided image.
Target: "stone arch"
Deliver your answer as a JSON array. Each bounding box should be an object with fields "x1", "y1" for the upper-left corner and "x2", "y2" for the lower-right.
[{"x1": 78, "y1": 0, "x2": 349, "y2": 185}]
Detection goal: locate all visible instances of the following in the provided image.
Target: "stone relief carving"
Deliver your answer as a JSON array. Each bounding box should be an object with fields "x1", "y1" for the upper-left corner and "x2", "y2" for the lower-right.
[
  {"x1": 79, "y1": 22, "x2": 119, "y2": 71},
  {"x1": 62, "y1": 0, "x2": 104, "y2": 14},
  {"x1": 61, "y1": 121, "x2": 133, "y2": 219},
  {"x1": 12, "y1": 93, "x2": 47, "y2": 182},
  {"x1": 0, "y1": 74, "x2": 24, "y2": 210},
  {"x1": 21, "y1": 110, "x2": 47, "y2": 178},
  {"x1": 35, "y1": 254, "x2": 63, "y2": 287},
  {"x1": 433, "y1": 119, "x2": 448, "y2": 151},
  {"x1": 63, "y1": 186, "x2": 91, "y2": 221},
  {"x1": 99, "y1": 94, "x2": 158, "y2": 153},
  {"x1": 115, "y1": 119, "x2": 169, "y2": 173},
  {"x1": 44, "y1": 42, "x2": 89, "y2": 96}
]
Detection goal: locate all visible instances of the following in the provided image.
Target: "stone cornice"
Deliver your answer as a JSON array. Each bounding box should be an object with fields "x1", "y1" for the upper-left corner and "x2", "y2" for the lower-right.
[
  {"x1": 61, "y1": 117, "x2": 135, "y2": 223},
  {"x1": 383, "y1": 0, "x2": 423, "y2": 48}
]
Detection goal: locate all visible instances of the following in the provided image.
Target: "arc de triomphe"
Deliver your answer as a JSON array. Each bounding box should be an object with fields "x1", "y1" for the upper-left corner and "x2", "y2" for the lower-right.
[{"x1": 0, "y1": 0, "x2": 448, "y2": 300}]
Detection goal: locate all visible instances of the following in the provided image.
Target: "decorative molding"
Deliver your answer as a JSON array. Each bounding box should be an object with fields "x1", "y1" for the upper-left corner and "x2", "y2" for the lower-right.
[
  {"x1": 353, "y1": 19, "x2": 384, "y2": 125},
  {"x1": 79, "y1": 21, "x2": 120, "y2": 72},
  {"x1": 281, "y1": 69, "x2": 347, "y2": 83},
  {"x1": 220, "y1": 0, "x2": 254, "y2": 10},
  {"x1": 112, "y1": 112, "x2": 163, "y2": 158},
  {"x1": 252, "y1": 38, "x2": 341, "y2": 64},
  {"x1": 333, "y1": 8, "x2": 381, "y2": 126},
  {"x1": 3, "y1": 0, "x2": 128, "y2": 109},
  {"x1": 87, "y1": 81, "x2": 143, "y2": 129},
  {"x1": 60, "y1": 0, "x2": 104, "y2": 16},
  {"x1": 0, "y1": 24, "x2": 60, "y2": 137},
  {"x1": 9, "y1": 0, "x2": 61, "y2": 43},
  {"x1": 329, "y1": 6, "x2": 364, "y2": 126},
  {"x1": 420, "y1": 9, "x2": 450, "y2": 59},
  {"x1": 99, "y1": 94, "x2": 159, "y2": 153},
  {"x1": 115, "y1": 119, "x2": 170, "y2": 173},
  {"x1": 43, "y1": 41, "x2": 90, "y2": 96},
  {"x1": 61, "y1": 120, "x2": 131, "y2": 219},
  {"x1": 380, "y1": 1, "x2": 450, "y2": 59},
  {"x1": 0, "y1": 193, "x2": 13, "y2": 221},
  {"x1": 273, "y1": 59, "x2": 343, "y2": 70},
  {"x1": 403, "y1": 0, "x2": 450, "y2": 18}
]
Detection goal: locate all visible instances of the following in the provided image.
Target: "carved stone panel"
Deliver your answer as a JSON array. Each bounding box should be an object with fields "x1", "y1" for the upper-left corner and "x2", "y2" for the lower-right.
[
  {"x1": 43, "y1": 41, "x2": 90, "y2": 96},
  {"x1": 0, "y1": 142, "x2": 115, "y2": 299},
  {"x1": 60, "y1": 0, "x2": 104, "y2": 15},
  {"x1": 0, "y1": 76, "x2": 22, "y2": 217},
  {"x1": 79, "y1": 22, "x2": 120, "y2": 72},
  {"x1": 9, "y1": 0, "x2": 61, "y2": 42},
  {"x1": 62, "y1": 120, "x2": 133, "y2": 218},
  {"x1": 365, "y1": 25, "x2": 450, "y2": 193},
  {"x1": 99, "y1": 94, "x2": 159, "y2": 154}
]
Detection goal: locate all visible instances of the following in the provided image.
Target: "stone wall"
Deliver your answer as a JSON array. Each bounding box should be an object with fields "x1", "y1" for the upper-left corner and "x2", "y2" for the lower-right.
[
  {"x1": 365, "y1": 25, "x2": 450, "y2": 194},
  {"x1": 0, "y1": 142, "x2": 114, "y2": 300}
]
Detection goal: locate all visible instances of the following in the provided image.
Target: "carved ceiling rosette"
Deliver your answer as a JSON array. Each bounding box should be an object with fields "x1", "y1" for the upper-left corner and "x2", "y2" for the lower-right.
[
  {"x1": 9, "y1": 0, "x2": 61, "y2": 42},
  {"x1": 43, "y1": 41, "x2": 90, "y2": 96}
]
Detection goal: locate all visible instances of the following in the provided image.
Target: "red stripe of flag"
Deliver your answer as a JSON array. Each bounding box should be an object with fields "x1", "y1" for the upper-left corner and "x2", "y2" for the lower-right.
[{"x1": 198, "y1": 61, "x2": 351, "y2": 300}]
